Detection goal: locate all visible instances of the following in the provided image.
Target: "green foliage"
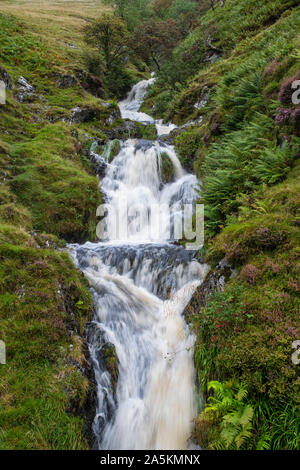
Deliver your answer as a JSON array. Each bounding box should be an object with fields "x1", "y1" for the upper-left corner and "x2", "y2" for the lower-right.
[
  {"x1": 175, "y1": 128, "x2": 203, "y2": 167},
  {"x1": 252, "y1": 140, "x2": 298, "y2": 184},
  {"x1": 84, "y1": 14, "x2": 128, "y2": 71},
  {"x1": 202, "y1": 112, "x2": 300, "y2": 235},
  {"x1": 0, "y1": 14, "x2": 48, "y2": 71},
  {"x1": 104, "y1": 0, "x2": 152, "y2": 31},
  {"x1": 160, "y1": 152, "x2": 175, "y2": 184},
  {"x1": 131, "y1": 18, "x2": 180, "y2": 72},
  {"x1": 9, "y1": 123, "x2": 101, "y2": 242},
  {"x1": 83, "y1": 14, "x2": 134, "y2": 97},
  {"x1": 0, "y1": 240, "x2": 92, "y2": 449},
  {"x1": 204, "y1": 380, "x2": 254, "y2": 450},
  {"x1": 253, "y1": 399, "x2": 300, "y2": 450}
]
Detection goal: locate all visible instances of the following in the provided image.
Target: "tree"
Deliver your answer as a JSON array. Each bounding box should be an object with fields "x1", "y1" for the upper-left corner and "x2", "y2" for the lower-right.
[
  {"x1": 131, "y1": 19, "x2": 180, "y2": 71},
  {"x1": 84, "y1": 14, "x2": 128, "y2": 72},
  {"x1": 103, "y1": 0, "x2": 151, "y2": 31}
]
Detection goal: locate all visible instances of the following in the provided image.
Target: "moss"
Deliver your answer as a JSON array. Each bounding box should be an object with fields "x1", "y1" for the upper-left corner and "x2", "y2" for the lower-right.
[
  {"x1": 135, "y1": 122, "x2": 158, "y2": 140},
  {"x1": 160, "y1": 152, "x2": 175, "y2": 184},
  {"x1": 107, "y1": 140, "x2": 121, "y2": 163},
  {"x1": 0, "y1": 231, "x2": 93, "y2": 449},
  {"x1": 175, "y1": 128, "x2": 203, "y2": 169},
  {"x1": 102, "y1": 343, "x2": 119, "y2": 393},
  {"x1": 9, "y1": 123, "x2": 101, "y2": 242}
]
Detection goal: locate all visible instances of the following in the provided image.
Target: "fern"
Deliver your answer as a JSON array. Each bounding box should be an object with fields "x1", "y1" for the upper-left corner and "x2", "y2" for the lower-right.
[
  {"x1": 252, "y1": 140, "x2": 298, "y2": 185},
  {"x1": 204, "y1": 380, "x2": 254, "y2": 450}
]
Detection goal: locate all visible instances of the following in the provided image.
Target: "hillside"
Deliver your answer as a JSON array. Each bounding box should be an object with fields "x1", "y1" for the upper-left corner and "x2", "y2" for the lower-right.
[{"x1": 0, "y1": 0, "x2": 299, "y2": 451}]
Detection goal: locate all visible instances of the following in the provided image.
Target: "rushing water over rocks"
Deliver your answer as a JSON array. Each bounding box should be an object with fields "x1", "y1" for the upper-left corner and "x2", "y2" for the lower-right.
[{"x1": 69, "y1": 78, "x2": 208, "y2": 450}]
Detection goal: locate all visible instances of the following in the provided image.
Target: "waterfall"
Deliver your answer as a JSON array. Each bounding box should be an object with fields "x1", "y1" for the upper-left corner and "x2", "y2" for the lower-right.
[{"x1": 69, "y1": 77, "x2": 207, "y2": 450}]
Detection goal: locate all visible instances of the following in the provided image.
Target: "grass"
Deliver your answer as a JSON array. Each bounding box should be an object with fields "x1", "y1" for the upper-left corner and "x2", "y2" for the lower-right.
[
  {"x1": 0, "y1": 240, "x2": 93, "y2": 449},
  {"x1": 0, "y1": 2, "x2": 115, "y2": 450},
  {"x1": 0, "y1": 1, "x2": 111, "y2": 48}
]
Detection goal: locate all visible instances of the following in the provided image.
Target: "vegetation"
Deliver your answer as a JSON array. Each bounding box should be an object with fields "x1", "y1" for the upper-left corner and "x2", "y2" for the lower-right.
[
  {"x1": 0, "y1": 0, "x2": 299, "y2": 451},
  {"x1": 0, "y1": 2, "x2": 116, "y2": 449}
]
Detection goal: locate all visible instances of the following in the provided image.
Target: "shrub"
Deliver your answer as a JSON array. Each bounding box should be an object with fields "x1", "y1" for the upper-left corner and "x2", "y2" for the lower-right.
[{"x1": 240, "y1": 264, "x2": 259, "y2": 285}]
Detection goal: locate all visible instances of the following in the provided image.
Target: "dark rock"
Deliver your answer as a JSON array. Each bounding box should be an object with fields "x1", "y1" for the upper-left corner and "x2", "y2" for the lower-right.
[
  {"x1": 16, "y1": 76, "x2": 37, "y2": 102},
  {"x1": 135, "y1": 139, "x2": 155, "y2": 151},
  {"x1": 0, "y1": 66, "x2": 13, "y2": 89},
  {"x1": 194, "y1": 86, "x2": 209, "y2": 110},
  {"x1": 71, "y1": 106, "x2": 98, "y2": 124},
  {"x1": 160, "y1": 152, "x2": 175, "y2": 184},
  {"x1": 183, "y1": 258, "x2": 236, "y2": 322},
  {"x1": 81, "y1": 328, "x2": 98, "y2": 449},
  {"x1": 56, "y1": 74, "x2": 77, "y2": 89},
  {"x1": 159, "y1": 127, "x2": 188, "y2": 145},
  {"x1": 104, "y1": 120, "x2": 143, "y2": 140}
]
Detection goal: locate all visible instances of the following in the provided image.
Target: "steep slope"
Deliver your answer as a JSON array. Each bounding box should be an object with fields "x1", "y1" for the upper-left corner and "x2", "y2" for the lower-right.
[
  {"x1": 0, "y1": 3, "x2": 117, "y2": 449},
  {"x1": 144, "y1": 0, "x2": 300, "y2": 450}
]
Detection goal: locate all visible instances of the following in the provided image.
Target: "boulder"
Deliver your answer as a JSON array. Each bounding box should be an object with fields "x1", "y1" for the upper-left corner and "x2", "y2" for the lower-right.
[
  {"x1": 70, "y1": 106, "x2": 99, "y2": 123},
  {"x1": 16, "y1": 76, "x2": 36, "y2": 102},
  {"x1": 104, "y1": 120, "x2": 143, "y2": 140},
  {"x1": 56, "y1": 74, "x2": 77, "y2": 89},
  {"x1": 0, "y1": 66, "x2": 13, "y2": 89}
]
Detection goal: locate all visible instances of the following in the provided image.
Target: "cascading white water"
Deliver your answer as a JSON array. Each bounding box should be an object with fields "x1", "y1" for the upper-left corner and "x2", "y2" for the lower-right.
[
  {"x1": 70, "y1": 78, "x2": 207, "y2": 450},
  {"x1": 119, "y1": 76, "x2": 177, "y2": 137}
]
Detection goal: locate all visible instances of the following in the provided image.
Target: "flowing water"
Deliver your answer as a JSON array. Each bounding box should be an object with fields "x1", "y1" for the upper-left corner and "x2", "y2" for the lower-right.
[{"x1": 69, "y1": 78, "x2": 208, "y2": 450}]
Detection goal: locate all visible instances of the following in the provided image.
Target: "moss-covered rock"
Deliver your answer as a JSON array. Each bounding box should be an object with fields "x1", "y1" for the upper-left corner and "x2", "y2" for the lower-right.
[
  {"x1": 160, "y1": 152, "x2": 175, "y2": 184},
  {"x1": 9, "y1": 123, "x2": 101, "y2": 242}
]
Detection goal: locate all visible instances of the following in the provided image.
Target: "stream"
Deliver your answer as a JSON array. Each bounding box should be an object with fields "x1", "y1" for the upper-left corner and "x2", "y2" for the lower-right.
[{"x1": 69, "y1": 78, "x2": 207, "y2": 450}]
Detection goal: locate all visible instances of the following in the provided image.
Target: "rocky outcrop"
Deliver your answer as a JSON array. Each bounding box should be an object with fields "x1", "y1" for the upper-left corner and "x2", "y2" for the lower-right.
[
  {"x1": 70, "y1": 105, "x2": 99, "y2": 123},
  {"x1": 104, "y1": 120, "x2": 143, "y2": 140},
  {"x1": 56, "y1": 74, "x2": 77, "y2": 89},
  {"x1": 160, "y1": 152, "x2": 175, "y2": 184},
  {"x1": 0, "y1": 66, "x2": 13, "y2": 89},
  {"x1": 100, "y1": 102, "x2": 121, "y2": 125},
  {"x1": 183, "y1": 259, "x2": 236, "y2": 322},
  {"x1": 16, "y1": 76, "x2": 37, "y2": 102}
]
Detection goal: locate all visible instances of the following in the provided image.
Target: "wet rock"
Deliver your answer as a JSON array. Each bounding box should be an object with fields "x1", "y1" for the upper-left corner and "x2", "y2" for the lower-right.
[
  {"x1": 194, "y1": 86, "x2": 209, "y2": 110},
  {"x1": 104, "y1": 120, "x2": 143, "y2": 140},
  {"x1": 101, "y1": 102, "x2": 121, "y2": 125},
  {"x1": 107, "y1": 140, "x2": 121, "y2": 163},
  {"x1": 85, "y1": 325, "x2": 119, "y2": 446},
  {"x1": 203, "y1": 51, "x2": 221, "y2": 64},
  {"x1": 160, "y1": 152, "x2": 175, "y2": 184},
  {"x1": 70, "y1": 106, "x2": 99, "y2": 123},
  {"x1": 183, "y1": 258, "x2": 236, "y2": 322},
  {"x1": 0, "y1": 66, "x2": 13, "y2": 89},
  {"x1": 135, "y1": 139, "x2": 154, "y2": 151},
  {"x1": 101, "y1": 342, "x2": 119, "y2": 392},
  {"x1": 16, "y1": 76, "x2": 36, "y2": 102},
  {"x1": 159, "y1": 127, "x2": 187, "y2": 145}
]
